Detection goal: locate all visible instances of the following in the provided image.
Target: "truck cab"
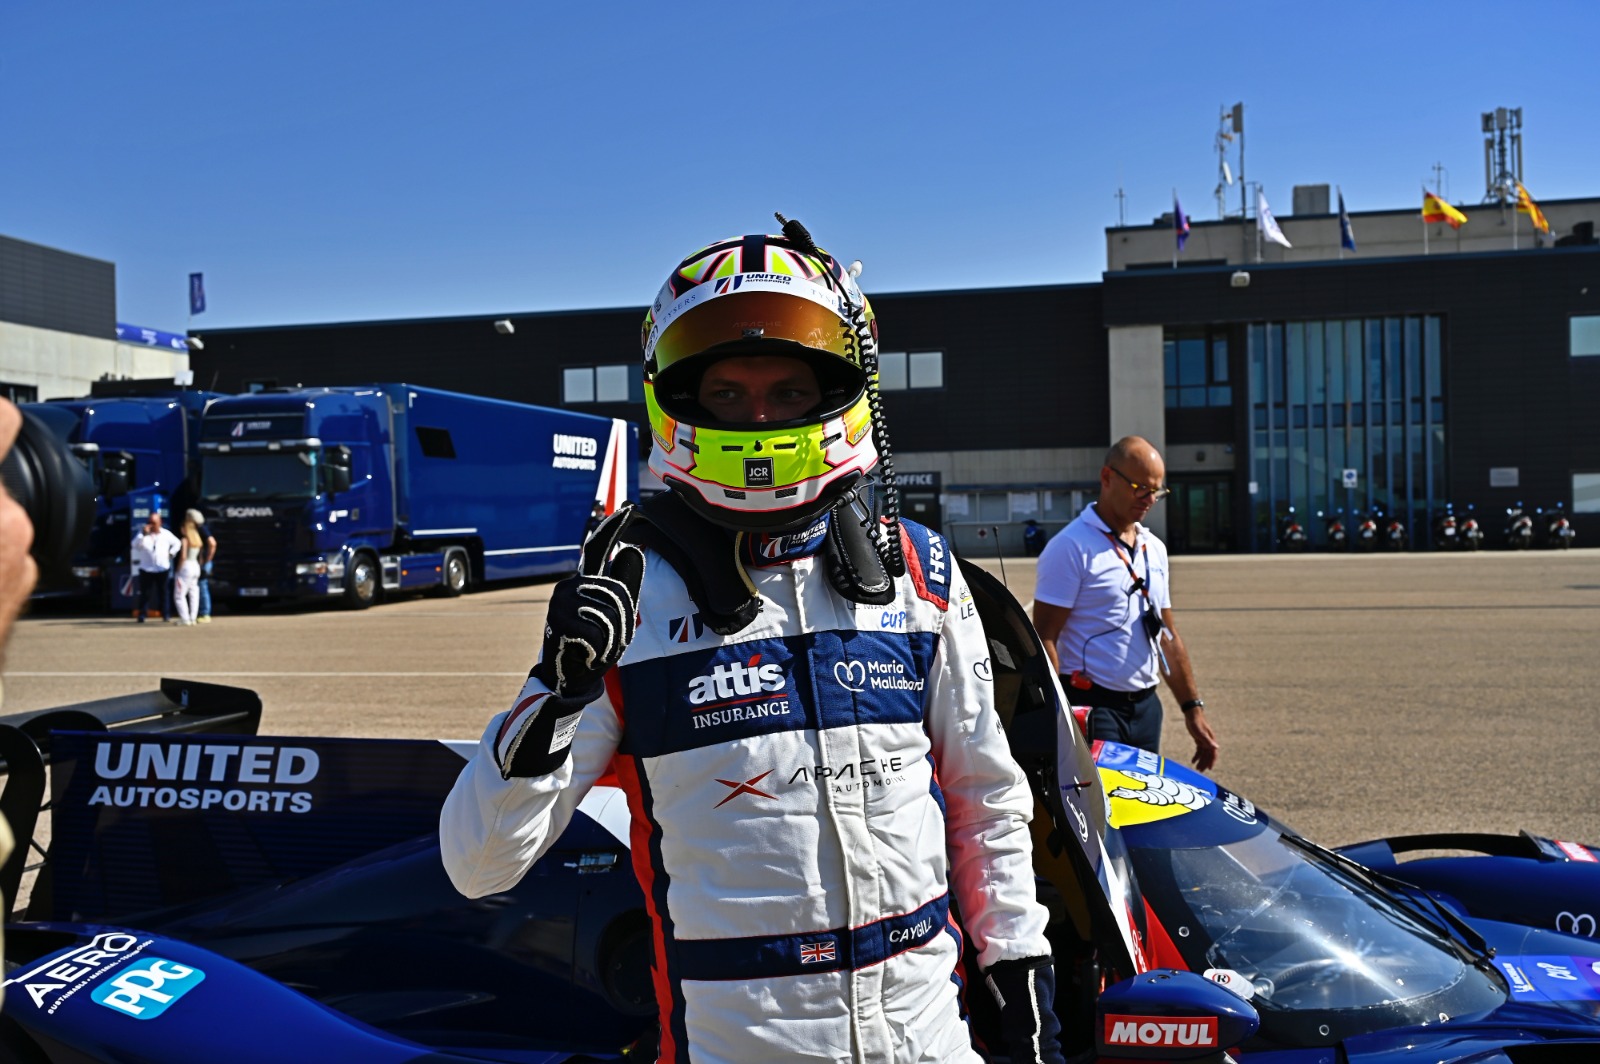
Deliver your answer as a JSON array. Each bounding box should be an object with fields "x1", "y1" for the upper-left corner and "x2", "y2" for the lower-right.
[{"x1": 198, "y1": 384, "x2": 634, "y2": 609}]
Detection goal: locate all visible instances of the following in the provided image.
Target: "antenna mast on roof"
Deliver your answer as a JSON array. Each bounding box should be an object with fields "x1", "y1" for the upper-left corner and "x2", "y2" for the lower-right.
[
  {"x1": 1215, "y1": 104, "x2": 1240, "y2": 219},
  {"x1": 1481, "y1": 107, "x2": 1523, "y2": 206}
]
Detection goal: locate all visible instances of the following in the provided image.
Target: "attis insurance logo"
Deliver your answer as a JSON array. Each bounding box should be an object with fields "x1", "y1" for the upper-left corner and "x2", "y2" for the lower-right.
[
  {"x1": 1103, "y1": 1014, "x2": 1217, "y2": 1049},
  {"x1": 687, "y1": 654, "x2": 792, "y2": 731},
  {"x1": 744, "y1": 457, "x2": 774, "y2": 487}
]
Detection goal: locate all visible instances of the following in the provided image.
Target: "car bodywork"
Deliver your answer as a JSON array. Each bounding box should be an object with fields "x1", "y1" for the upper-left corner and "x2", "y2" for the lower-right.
[{"x1": 1, "y1": 566, "x2": 1598, "y2": 1061}]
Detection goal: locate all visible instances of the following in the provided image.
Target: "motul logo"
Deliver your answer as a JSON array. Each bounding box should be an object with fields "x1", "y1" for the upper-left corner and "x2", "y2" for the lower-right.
[{"x1": 1104, "y1": 1015, "x2": 1217, "y2": 1048}]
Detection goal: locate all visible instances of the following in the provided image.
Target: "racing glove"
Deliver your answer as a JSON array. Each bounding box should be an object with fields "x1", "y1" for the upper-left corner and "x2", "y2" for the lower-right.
[
  {"x1": 502, "y1": 508, "x2": 643, "y2": 778},
  {"x1": 984, "y1": 956, "x2": 1066, "y2": 1064}
]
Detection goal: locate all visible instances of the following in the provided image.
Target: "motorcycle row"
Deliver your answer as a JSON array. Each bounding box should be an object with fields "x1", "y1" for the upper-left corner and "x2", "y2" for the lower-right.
[{"x1": 1277, "y1": 502, "x2": 1577, "y2": 551}]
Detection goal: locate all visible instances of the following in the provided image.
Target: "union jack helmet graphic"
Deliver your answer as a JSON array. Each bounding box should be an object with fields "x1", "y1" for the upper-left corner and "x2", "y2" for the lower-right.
[{"x1": 640, "y1": 219, "x2": 882, "y2": 534}]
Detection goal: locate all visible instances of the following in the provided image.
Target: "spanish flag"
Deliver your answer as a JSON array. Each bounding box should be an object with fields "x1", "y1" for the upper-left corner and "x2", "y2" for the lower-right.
[
  {"x1": 1516, "y1": 182, "x2": 1550, "y2": 233},
  {"x1": 1422, "y1": 189, "x2": 1467, "y2": 229}
]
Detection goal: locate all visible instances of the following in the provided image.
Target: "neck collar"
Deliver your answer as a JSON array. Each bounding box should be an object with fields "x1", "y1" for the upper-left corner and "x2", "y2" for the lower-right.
[{"x1": 741, "y1": 513, "x2": 833, "y2": 567}]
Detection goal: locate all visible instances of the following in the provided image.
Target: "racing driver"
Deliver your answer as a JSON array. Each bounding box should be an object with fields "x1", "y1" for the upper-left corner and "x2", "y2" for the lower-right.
[{"x1": 441, "y1": 218, "x2": 1064, "y2": 1064}]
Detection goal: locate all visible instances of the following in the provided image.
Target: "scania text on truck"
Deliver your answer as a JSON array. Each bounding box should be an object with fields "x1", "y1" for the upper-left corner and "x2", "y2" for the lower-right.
[{"x1": 196, "y1": 384, "x2": 635, "y2": 608}]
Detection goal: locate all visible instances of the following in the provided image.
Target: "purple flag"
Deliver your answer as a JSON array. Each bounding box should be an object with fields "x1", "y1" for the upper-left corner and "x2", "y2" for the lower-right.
[{"x1": 1174, "y1": 195, "x2": 1191, "y2": 251}]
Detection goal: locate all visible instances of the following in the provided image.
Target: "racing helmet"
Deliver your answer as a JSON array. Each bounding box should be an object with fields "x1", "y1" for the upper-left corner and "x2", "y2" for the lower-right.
[{"x1": 641, "y1": 219, "x2": 885, "y2": 533}]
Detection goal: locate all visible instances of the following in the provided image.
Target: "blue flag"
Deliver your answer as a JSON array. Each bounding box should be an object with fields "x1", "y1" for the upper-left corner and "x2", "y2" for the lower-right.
[
  {"x1": 189, "y1": 272, "x2": 206, "y2": 316},
  {"x1": 1174, "y1": 194, "x2": 1191, "y2": 251},
  {"x1": 1338, "y1": 189, "x2": 1357, "y2": 252}
]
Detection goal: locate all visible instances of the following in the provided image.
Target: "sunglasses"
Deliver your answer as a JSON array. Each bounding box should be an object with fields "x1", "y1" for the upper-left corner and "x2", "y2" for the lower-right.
[{"x1": 1108, "y1": 465, "x2": 1171, "y2": 502}]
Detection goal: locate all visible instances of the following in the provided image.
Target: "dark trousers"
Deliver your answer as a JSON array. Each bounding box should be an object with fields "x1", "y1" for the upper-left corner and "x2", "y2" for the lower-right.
[
  {"x1": 135, "y1": 570, "x2": 169, "y2": 620},
  {"x1": 1068, "y1": 680, "x2": 1163, "y2": 753}
]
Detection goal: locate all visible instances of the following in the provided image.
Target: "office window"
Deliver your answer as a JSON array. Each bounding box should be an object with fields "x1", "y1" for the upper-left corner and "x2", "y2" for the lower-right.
[
  {"x1": 908, "y1": 351, "x2": 943, "y2": 388},
  {"x1": 1575, "y1": 473, "x2": 1600, "y2": 514},
  {"x1": 562, "y1": 368, "x2": 594, "y2": 403},
  {"x1": 877, "y1": 351, "x2": 943, "y2": 390},
  {"x1": 1165, "y1": 328, "x2": 1231, "y2": 407},
  {"x1": 0, "y1": 381, "x2": 37, "y2": 403},
  {"x1": 563, "y1": 364, "x2": 643, "y2": 404},
  {"x1": 1572, "y1": 316, "x2": 1600, "y2": 357}
]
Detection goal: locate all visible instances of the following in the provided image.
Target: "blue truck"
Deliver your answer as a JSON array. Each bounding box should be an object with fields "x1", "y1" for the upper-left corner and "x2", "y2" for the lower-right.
[
  {"x1": 24, "y1": 384, "x2": 220, "y2": 609},
  {"x1": 195, "y1": 384, "x2": 635, "y2": 608}
]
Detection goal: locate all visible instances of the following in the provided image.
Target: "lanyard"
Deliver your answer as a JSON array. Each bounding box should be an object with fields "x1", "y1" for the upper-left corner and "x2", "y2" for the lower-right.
[{"x1": 1102, "y1": 531, "x2": 1151, "y2": 604}]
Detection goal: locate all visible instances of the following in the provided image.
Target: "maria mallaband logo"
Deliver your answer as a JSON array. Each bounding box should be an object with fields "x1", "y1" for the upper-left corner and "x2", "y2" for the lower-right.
[
  {"x1": 687, "y1": 654, "x2": 792, "y2": 731},
  {"x1": 87, "y1": 740, "x2": 321, "y2": 814},
  {"x1": 833, "y1": 659, "x2": 925, "y2": 694}
]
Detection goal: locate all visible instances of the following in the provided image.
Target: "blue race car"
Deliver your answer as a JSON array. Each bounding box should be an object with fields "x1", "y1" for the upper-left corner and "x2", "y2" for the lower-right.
[{"x1": 1, "y1": 564, "x2": 1597, "y2": 1061}]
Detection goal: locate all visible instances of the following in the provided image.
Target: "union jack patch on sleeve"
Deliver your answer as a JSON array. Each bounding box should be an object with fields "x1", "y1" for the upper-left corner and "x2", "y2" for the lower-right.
[{"x1": 799, "y1": 940, "x2": 837, "y2": 964}]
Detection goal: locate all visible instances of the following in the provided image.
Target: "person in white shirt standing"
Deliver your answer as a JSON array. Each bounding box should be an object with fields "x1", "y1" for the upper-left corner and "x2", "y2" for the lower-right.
[
  {"x1": 130, "y1": 512, "x2": 181, "y2": 623},
  {"x1": 1032, "y1": 436, "x2": 1219, "y2": 771}
]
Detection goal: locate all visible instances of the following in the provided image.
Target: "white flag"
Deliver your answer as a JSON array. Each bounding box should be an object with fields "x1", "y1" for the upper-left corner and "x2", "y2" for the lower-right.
[{"x1": 1257, "y1": 190, "x2": 1293, "y2": 248}]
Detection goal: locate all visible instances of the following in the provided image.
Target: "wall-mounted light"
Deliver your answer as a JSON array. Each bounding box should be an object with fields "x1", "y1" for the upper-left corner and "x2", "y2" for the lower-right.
[
  {"x1": 493, "y1": 320, "x2": 515, "y2": 335},
  {"x1": 1230, "y1": 271, "x2": 1251, "y2": 288}
]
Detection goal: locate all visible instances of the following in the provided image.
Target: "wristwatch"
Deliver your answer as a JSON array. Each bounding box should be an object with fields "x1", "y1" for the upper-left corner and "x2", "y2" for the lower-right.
[{"x1": 1180, "y1": 698, "x2": 1205, "y2": 713}]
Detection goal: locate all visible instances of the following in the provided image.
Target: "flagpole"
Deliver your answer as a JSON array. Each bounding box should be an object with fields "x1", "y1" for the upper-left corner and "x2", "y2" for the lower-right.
[{"x1": 1172, "y1": 187, "x2": 1178, "y2": 269}]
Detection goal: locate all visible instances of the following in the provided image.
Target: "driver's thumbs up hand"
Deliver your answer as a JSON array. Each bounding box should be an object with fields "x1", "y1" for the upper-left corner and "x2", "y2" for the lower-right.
[
  {"x1": 502, "y1": 507, "x2": 643, "y2": 779},
  {"x1": 531, "y1": 507, "x2": 644, "y2": 702}
]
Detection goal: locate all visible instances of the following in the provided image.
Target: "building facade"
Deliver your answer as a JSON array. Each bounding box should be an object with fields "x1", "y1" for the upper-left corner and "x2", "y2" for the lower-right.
[
  {"x1": 187, "y1": 205, "x2": 1600, "y2": 554},
  {"x1": 0, "y1": 235, "x2": 191, "y2": 401}
]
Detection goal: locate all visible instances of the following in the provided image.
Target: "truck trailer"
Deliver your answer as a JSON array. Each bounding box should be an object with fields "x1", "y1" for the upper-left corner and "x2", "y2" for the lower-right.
[
  {"x1": 196, "y1": 384, "x2": 634, "y2": 608},
  {"x1": 24, "y1": 385, "x2": 220, "y2": 608}
]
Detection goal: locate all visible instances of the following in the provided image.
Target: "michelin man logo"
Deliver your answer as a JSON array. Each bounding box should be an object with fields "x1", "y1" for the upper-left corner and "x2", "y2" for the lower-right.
[{"x1": 1107, "y1": 770, "x2": 1212, "y2": 813}]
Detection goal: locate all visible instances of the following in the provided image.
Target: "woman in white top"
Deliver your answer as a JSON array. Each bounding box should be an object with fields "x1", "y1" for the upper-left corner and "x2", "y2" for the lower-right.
[{"x1": 174, "y1": 510, "x2": 206, "y2": 625}]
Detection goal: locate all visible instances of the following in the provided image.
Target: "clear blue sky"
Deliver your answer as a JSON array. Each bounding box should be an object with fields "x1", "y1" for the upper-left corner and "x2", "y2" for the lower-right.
[{"x1": 4, "y1": 1, "x2": 1594, "y2": 333}]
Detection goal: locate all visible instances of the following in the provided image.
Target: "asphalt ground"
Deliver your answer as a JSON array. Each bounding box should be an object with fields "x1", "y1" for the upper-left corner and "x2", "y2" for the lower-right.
[{"x1": 4, "y1": 548, "x2": 1599, "y2": 849}]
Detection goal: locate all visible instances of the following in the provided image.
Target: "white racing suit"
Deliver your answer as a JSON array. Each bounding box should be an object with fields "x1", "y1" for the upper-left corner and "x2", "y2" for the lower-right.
[{"x1": 441, "y1": 520, "x2": 1052, "y2": 1063}]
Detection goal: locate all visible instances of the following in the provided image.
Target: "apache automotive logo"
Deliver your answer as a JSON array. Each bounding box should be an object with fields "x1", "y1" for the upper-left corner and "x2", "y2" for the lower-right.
[
  {"x1": 6, "y1": 932, "x2": 147, "y2": 1013},
  {"x1": 88, "y1": 740, "x2": 321, "y2": 814},
  {"x1": 1104, "y1": 1015, "x2": 1218, "y2": 1049},
  {"x1": 91, "y1": 957, "x2": 206, "y2": 1020},
  {"x1": 833, "y1": 659, "x2": 925, "y2": 694},
  {"x1": 552, "y1": 433, "x2": 599, "y2": 471},
  {"x1": 687, "y1": 654, "x2": 792, "y2": 731},
  {"x1": 744, "y1": 457, "x2": 774, "y2": 487},
  {"x1": 224, "y1": 505, "x2": 274, "y2": 519},
  {"x1": 790, "y1": 754, "x2": 908, "y2": 794}
]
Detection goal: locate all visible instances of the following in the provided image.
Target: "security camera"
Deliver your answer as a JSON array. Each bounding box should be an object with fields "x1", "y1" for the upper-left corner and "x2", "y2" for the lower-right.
[
  {"x1": 1230, "y1": 271, "x2": 1251, "y2": 288},
  {"x1": 493, "y1": 319, "x2": 515, "y2": 335}
]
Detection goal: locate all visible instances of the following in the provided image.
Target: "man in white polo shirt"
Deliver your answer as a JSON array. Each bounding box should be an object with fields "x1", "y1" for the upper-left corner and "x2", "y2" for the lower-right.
[
  {"x1": 130, "y1": 511, "x2": 181, "y2": 623},
  {"x1": 1032, "y1": 436, "x2": 1219, "y2": 771}
]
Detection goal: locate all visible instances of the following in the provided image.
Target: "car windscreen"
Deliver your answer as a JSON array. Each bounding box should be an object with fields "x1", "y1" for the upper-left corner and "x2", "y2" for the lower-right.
[
  {"x1": 201, "y1": 452, "x2": 316, "y2": 501},
  {"x1": 1131, "y1": 827, "x2": 1505, "y2": 1047}
]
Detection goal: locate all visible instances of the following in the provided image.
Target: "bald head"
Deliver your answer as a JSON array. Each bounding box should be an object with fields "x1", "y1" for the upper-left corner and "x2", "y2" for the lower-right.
[
  {"x1": 1104, "y1": 436, "x2": 1162, "y2": 470},
  {"x1": 1098, "y1": 435, "x2": 1167, "y2": 533}
]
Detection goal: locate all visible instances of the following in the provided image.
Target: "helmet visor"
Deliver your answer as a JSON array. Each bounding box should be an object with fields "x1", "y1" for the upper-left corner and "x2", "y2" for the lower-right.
[{"x1": 649, "y1": 287, "x2": 860, "y2": 379}]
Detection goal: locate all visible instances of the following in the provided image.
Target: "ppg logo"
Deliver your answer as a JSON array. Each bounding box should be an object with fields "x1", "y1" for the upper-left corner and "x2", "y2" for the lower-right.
[{"x1": 91, "y1": 957, "x2": 205, "y2": 1019}]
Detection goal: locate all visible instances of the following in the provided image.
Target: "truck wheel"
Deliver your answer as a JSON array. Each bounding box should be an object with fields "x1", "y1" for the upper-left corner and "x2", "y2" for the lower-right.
[
  {"x1": 440, "y1": 550, "x2": 469, "y2": 597},
  {"x1": 344, "y1": 553, "x2": 380, "y2": 610}
]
